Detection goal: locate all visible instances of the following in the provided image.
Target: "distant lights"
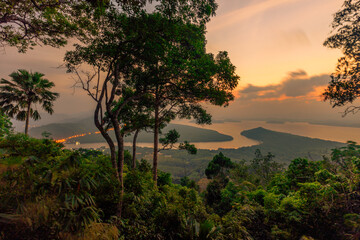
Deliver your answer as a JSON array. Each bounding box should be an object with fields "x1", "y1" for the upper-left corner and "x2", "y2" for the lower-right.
[{"x1": 55, "y1": 128, "x2": 114, "y2": 143}]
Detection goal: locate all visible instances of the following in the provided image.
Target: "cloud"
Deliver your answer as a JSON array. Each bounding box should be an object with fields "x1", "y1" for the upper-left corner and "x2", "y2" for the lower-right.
[
  {"x1": 239, "y1": 70, "x2": 330, "y2": 101},
  {"x1": 287, "y1": 69, "x2": 307, "y2": 78},
  {"x1": 207, "y1": 0, "x2": 301, "y2": 32},
  {"x1": 240, "y1": 84, "x2": 277, "y2": 94},
  {"x1": 278, "y1": 29, "x2": 311, "y2": 49}
]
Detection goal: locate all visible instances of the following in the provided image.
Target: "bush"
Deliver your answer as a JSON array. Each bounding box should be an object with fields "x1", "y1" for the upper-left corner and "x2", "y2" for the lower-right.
[{"x1": 0, "y1": 135, "x2": 119, "y2": 238}]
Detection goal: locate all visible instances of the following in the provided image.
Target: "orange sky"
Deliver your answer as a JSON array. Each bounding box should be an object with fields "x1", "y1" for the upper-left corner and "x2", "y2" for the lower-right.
[
  {"x1": 206, "y1": 0, "x2": 342, "y2": 87},
  {"x1": 1, "y1": 0, "x2": 355, "y2": 127}
]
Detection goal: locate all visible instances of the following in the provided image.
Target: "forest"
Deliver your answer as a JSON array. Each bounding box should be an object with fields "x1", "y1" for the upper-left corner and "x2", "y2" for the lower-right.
[
  {"x1": 1, "y1": 128, "x2": 360, "y2": 239},
  {"x1": 1, "y1": 0, "x2": 360, "y2": 239}
]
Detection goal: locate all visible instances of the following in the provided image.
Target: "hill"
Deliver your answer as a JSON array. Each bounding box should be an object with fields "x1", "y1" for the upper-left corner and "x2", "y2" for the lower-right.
[
  {"x1": 31, "y1": 123, "x2": 346, "y2": 181},
  {"x1": 131, "y1": 127, "x2": 345, "y2": 181},
  {"x1": 29, "y1": 118, "x2": 233, "y2": 143},
  {"x1": 232, "y1": 127, "x2": 344, "y2": 161}
]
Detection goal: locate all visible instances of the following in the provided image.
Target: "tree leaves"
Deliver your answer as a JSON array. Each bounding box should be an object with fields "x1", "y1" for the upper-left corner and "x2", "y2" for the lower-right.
[
  {"x1": 323, "y1": 0, "x2": 360, "y2": 113},
  {"x1": 0, "y1": 69, "x2": 58, "y2": 134}
]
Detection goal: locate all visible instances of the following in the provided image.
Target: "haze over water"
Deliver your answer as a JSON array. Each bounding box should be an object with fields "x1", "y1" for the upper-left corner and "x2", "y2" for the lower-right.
[{"x1": 66, "y1": 121, "x2": 360, "y2": 150}]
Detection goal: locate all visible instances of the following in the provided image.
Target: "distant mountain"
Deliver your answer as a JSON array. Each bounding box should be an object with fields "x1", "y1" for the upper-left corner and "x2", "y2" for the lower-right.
[{"x1": 29, "y1": 118, "x2": 233, "y2": 143}]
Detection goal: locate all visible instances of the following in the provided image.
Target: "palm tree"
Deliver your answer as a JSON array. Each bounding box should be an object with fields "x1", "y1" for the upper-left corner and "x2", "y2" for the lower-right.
[{"x1": 0, "y1": 69, "x2": 59, "y2": 135}]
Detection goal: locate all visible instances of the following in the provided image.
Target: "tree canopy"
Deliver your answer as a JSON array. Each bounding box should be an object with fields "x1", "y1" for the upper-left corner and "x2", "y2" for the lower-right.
[
  {"x1": 1, "y1": 0, "x2": 98, "y2": 52},
  {"x1": 323, "y1": 0, "x2": 360, "y2": 115},
  {"x1": 205, "y1": 152, "x2": 234, "y2": 179},
  {"x1": 0, "y1": 0, "x2": 217, "y2": 52},
  {"x1": 65, "y1": 6, "x2": 239, "y2": 186},
  {"x1": 125, "y1": 13, "x2": 239, "y2": 181}
]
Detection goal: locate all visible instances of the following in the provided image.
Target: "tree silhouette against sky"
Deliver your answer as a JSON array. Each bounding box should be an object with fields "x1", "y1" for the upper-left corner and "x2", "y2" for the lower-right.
[{"x1": 0, "y1": 69, "x2": 58, "y2": 135}]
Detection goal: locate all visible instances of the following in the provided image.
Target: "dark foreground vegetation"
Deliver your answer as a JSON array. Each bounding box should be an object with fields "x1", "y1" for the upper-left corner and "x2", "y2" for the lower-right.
[{"x1": 1, "y1": 133, "x2": 359, "y2": 240}]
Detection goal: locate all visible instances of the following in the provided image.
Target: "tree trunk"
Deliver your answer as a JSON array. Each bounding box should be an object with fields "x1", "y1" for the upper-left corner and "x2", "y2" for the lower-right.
[
  {"x1": 95, "y1": 127, "x2": 117, "y2": 175},
  {"x1": 132, "y1": 129, "x2": 140, "y2": 169},
  {"x1": 94, "y1": 105, "x2": 118, "y2": 178},
  {"x1": 112, "y1": 119, "x2": 124, "y2": 218},
  {"x1": 153, "y1": 103, "x2": 159, "y2": 183},
  {"x1": 24, "y1": 101, "x2": 31, "y2": 135},
  {"x1": 117, "y1": 133, "x2": 124, "y2": 218}
]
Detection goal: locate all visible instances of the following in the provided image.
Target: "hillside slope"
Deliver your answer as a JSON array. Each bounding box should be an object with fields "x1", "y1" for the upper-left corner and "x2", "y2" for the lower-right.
[
  {"x1": 233, "y1": 127, "x2": 344, "y2": 161},
  {"x1": 29, "y1": 118, "x2": 233, "y2": 143},
  {"x1": 137, "y1": 127, "x2": 346, "y2": 181}
]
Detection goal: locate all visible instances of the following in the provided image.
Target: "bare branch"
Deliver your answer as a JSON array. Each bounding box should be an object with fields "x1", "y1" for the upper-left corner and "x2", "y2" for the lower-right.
[{"x1": 342, "y1": 105, "x2": 360, "y2": 117}]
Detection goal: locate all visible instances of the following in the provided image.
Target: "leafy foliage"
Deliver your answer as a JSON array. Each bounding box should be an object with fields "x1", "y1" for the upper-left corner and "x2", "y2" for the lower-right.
[
  {"x1": 0, "y1": 135, "x2": 119, "y2": 236},
  {"x1": 0, "y1": 0, "x2": 157, "y2": 52},
  {"x1": 1, "y1": 2, "x2": 359, "y2": 238},
  {"x1": 323, "y1": 0, "x2": 360, "y2": 115},
  {"x1": 250, "y1": 149, "x2": 283, "y2": 186},
  {"x1": 159, "y1": 129, "x2": 198, "y2": 155},
  {"x1": 0, "y1": 69, "x2": 58, "y2": 135},
  {"x1": 0, "y1": 133, "x2": 360, "y2": 239},
  {"x1": 205, "y1": 152, "x2": 234, "y2": 179},
  {"x1": 0, "y1": 111, "x2": 12, "y2": 138}
]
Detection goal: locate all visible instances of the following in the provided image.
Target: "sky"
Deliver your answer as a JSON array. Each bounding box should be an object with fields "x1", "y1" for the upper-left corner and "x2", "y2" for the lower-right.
[{"x1": 2, "y1": 0, "x2": 358, "y2": 128}]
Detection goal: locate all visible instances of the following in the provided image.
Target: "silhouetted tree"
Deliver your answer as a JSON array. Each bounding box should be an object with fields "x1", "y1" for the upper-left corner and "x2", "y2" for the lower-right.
[
  {"x1": 323, "y1": 0, "x2": 360, "y2": 115},
  {"x1": 0, "y1": 0, "x2": 157, "y2": 52},
  {"x1": 159, "y1": 129, "x2": 197, "y2": 154},
  {"x1": 0, "y1": 69, "x2": 58, "y2": 135}
]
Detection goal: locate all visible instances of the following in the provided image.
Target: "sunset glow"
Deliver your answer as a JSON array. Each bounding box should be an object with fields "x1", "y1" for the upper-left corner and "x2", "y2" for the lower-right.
[{"x1": 1, "y1": 0, "x2": 354, "y2": 128}]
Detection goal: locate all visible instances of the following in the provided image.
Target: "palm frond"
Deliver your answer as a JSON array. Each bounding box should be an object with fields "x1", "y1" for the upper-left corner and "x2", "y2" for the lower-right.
[{"x1": 0, "y1": 69, "x2": 58, "y2": 126}]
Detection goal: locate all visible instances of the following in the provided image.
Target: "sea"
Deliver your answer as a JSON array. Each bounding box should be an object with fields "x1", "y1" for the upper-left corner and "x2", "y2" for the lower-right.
[{"x1": 64, "y1": 120, "x2": 360, "y2": 150}]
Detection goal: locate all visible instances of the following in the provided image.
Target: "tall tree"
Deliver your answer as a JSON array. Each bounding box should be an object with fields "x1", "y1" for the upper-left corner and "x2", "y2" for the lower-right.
[
  {"x1": 323, "y1": 0, "x2": 360, "y2": 115},
  {"x1": 114, "y1": 94, "x2": 154, "y2": 169},
  {"x1": 142, "y1": 25, "x2": 240, "y2": 181},
  {"x1": 65, "y1": 11, "x2": 161, "y2": 217},
  {"x1": 107, "y1": 11, "x2": 239, "y2": 182},
  {"x1": 65, "y1": 0, "x2": 220, "y2": 215},
  {"x1": 0, "y1": 69, "x2": 59, "y2": 135}
]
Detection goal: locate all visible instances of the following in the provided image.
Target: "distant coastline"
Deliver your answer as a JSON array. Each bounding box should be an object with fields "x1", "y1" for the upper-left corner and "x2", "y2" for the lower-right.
[{"x1": 30, "y1": 119, "x2": 360, "y2": 150}]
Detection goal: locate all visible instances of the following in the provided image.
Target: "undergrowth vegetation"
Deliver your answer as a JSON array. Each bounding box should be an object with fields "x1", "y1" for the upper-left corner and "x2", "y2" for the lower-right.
[{"x1": 0, "y1": 134, "x2": 359, "y2": 239}]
